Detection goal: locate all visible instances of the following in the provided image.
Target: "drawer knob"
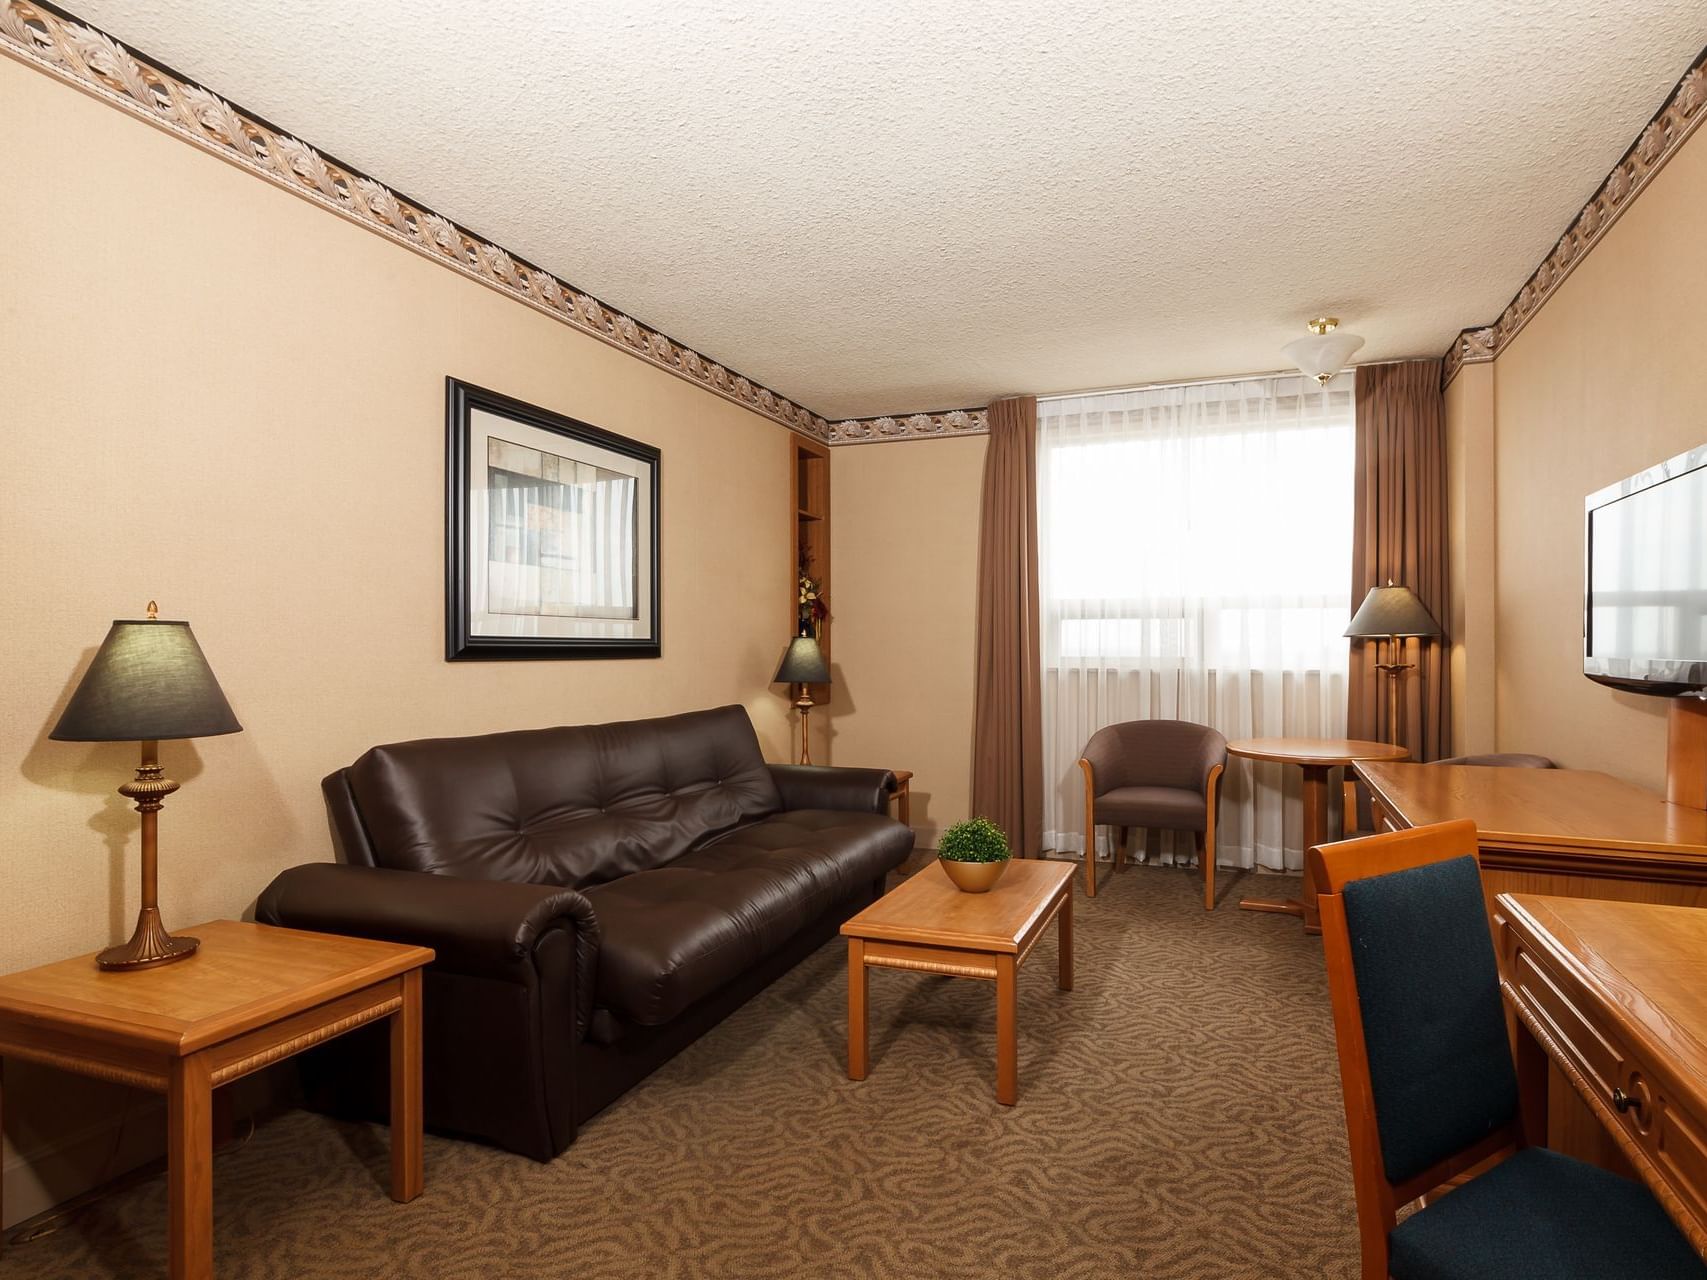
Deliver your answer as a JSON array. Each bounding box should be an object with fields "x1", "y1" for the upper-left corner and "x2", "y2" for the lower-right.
[{"x1": 1613, "y1": 1087, "x2": 1638, "y2": 1114}]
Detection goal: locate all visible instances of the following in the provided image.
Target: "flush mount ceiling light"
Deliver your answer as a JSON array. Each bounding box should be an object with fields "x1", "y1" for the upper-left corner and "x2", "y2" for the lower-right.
[{"x1": 1284, "y1": 317, "x2": 1365, "y2": 385}]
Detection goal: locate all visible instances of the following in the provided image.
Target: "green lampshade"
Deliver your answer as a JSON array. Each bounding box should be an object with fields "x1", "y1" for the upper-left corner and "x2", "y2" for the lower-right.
[
  {"x1": 51, "y1": 615, "x2": 242, "y2": 742},
  {"x1": 1345, "y1": 584, "x2": 1442, "y2": 640},
  {"x1": 773, "y1": 636, "x2": 830, "y2": 685}
]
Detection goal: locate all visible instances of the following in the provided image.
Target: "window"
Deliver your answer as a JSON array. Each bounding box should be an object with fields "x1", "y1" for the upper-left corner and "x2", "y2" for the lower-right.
[{"x1": 1038, "y1": 375, "x2": 1355, "y2": 869}]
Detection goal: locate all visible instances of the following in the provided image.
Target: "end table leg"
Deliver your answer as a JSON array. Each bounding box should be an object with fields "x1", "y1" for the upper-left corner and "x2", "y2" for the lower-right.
[
  {"x1": 1058, "y1": 892, "x2": 1074, "y2": 992},
  {"x1": 847, "y1": 939, "x2": 869, "y2": 1081},
  {"x1": 168, "y1": 1053, "x2": 214, "y2": 1280},
  {"x1": 996, "y1": 953, "x2": 1018, "y2": 1105},
  {"x1": 390, "y1": 969, "x2": 424, "y2": 1203}
]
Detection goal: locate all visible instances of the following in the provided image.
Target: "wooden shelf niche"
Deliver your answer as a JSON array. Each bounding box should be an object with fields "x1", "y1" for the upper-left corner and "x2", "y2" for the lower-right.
[{"x1": 792, "y1": 436, "x2": 831, "y2": 705}]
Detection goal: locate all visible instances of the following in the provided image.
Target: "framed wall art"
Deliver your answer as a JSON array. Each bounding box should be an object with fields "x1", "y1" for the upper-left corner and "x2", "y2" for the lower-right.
[{"x1": 446, "y1": 378, "x2": 661, "y2": 660}]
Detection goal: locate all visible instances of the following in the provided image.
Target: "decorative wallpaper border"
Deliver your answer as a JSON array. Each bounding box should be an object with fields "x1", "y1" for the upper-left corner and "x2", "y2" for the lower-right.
[
  {"x1": 0, "y1": 0, "x2": 838, "y2": 442},
  {"x1": 1442, "y1": 46, "x2": 1707, "y2": 386},
  {"x1": 30, "y1": 4, "x2": 1701, "y2": 432},
  {"x1": 827, "y1": 407, "x2": 990, "y2": 444}
]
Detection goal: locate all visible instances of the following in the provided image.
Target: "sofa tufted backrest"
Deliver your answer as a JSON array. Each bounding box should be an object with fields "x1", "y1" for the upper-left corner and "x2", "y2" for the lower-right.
[{"x1": 338, "y1": 705, "x2": 782, "y2": 889}]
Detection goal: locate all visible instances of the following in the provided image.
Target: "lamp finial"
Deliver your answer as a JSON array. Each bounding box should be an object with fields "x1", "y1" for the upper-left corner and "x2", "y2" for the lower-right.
[{"x1": 146, "y1": 600, "x2": 159, "y2": 620}]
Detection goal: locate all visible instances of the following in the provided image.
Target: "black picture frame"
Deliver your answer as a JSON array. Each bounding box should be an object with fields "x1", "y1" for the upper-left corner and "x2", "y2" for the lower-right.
[{"x1": 446, "y1": 377, "x2": 661, "y2": 660}]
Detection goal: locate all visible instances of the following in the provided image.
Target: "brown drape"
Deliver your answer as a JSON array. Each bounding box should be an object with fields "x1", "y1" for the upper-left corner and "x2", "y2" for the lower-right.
[
  {"x1": 1349, "y1": 360, "x2": 1452, "y2": 760},
  {"x1": 971, "y1": 395, "x2": 1044, "y2": 856}
]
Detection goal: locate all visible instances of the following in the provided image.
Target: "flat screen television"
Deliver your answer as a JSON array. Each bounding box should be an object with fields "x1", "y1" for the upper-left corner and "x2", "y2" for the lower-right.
[{"x1": 1585, "y1": 442, "x2": 1707, "y2": 696}]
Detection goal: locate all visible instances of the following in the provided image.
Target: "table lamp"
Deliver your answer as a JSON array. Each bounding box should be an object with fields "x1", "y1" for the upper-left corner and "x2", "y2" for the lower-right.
[
  {"x1": 1345, "y1": 582, "x2": 1442, "y2": 747},
  {"x1": 772, "y1": 634, "x2": 830, "y2": 765},
  {"x1": 51, "y1": 602, "x2": 243, "y2": 970}
]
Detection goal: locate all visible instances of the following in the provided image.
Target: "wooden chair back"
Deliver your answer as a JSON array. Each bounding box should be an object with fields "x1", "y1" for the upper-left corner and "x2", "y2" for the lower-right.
[{"x1": 1308, "y1": 819, "x2": 1528, "y2": 1280}]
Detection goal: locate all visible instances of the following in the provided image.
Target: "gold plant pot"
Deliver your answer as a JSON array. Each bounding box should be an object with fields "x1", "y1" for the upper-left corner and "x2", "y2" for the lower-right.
[{"x1": 939, "y1": 857, "x2": 1009, "y2": 893}]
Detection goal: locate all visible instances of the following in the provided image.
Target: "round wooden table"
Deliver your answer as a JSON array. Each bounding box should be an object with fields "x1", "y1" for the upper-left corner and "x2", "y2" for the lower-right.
[{"x1": 1226, "y1": 737, "x2": 1410, "y2": 934}]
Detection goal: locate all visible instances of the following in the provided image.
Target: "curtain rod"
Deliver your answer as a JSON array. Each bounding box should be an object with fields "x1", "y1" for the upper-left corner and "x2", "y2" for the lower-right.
[
  {"x1": 1032, "y1": 354, "x2": 1438, "y2": 404},
  {"x1": 1035, "y1": 367, "x2": 1330, "y2": 403}
]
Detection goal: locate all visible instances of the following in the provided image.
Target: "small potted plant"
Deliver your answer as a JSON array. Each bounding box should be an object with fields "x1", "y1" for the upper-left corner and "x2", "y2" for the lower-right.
[{"x1": 936, "y1": 817, "x2": 1013, "y2": 893}]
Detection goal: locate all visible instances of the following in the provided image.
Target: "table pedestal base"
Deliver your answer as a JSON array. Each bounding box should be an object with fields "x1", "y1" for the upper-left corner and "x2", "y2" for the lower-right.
[{"x1": 1236, "y1": 761, "x2": 1333, "y2": 935}]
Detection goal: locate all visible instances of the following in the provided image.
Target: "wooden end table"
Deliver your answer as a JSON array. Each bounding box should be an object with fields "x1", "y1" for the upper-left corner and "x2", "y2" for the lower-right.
[
  {"x1": 841, "y1": 858, "x2": 1074, "y2": 1105},
  {"x1": 0, "y1": 920, "x2": 432, "y2": 1280},
  {"x1": 888, "y1": 769, "x2": 913, "y2": 828},
  {"x1": 1227, "y1": 737, "x2": 1409, "y2": 934}
]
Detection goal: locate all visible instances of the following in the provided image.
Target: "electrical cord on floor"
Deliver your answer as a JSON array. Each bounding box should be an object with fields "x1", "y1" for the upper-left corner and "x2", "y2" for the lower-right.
[{"x1": 5, "y1": 1113, "x2": 256, "y2": 1247}]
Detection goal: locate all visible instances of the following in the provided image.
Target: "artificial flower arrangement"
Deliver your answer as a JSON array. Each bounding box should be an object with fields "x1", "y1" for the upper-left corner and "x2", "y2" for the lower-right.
[{"x1": 798, "y1": 566, "x2": 828, "y2": 637}]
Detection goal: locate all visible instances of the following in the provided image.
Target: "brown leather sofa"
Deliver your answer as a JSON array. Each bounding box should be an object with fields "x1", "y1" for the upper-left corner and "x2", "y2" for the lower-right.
[{"x1": 256, "y1": 704, "x2": 912, "y2": 1160}]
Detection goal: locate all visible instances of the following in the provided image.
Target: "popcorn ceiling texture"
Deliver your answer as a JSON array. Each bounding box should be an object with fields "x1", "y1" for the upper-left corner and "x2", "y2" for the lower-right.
[{"x1": 34, "y1": 1, "x2": 1707, "y2": 419}]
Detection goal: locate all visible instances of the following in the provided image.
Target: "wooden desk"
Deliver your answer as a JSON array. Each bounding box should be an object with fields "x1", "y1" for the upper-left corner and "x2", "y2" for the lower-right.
[
  {"x1": 1357, "y1": 761, "x2": 1707, "y2": 911},
  {"x1": 0, "y1": 921, "x2": 432, "y2": 1279},
  {"x1": 842, "y1": 859, "x2": 1073, "y2": 1105},
  {"x1": 1498, "y1": 893, "x2": 1707, "y2": 1257},
  {"x1": 1227, "y1": 737, "x2": 1409, "y2": 933}
]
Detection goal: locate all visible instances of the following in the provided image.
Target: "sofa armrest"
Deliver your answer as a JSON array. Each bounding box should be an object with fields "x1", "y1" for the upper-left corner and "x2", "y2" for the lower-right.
[
  {"x1": 256, "y1": 863, "x2": 600, "y2": 988},
  {"x1": 767, "y1": 763, "x2": 897, "y2": 815}
]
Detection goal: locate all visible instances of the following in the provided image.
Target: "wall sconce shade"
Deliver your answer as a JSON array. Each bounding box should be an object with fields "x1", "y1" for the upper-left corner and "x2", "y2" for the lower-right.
[
  {"x1": 51, "y1": 618, "x2": 242, "y2": 742},
  {"x1": 772, "y1": 636, "x2": 830, "y2": 686},
  {"x1": 1345, "y1": 585, "x2": 1442, "y2": 639}
]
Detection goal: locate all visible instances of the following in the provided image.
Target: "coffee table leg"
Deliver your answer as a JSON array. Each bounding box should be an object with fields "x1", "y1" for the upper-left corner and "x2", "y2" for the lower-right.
[
  {"x1": 847, "y1": 938, "x2": 868, "y2": 1081},
  {"x1": 995, "y1": 952, "x2": 1018, "y2": 1105},
  {"x1": 390, "y1": 968, "x2": 424, "y2": 1203},
  {"x1": 1058, "y1": 892, "x2": 1073, "y2": 992},
  {"x1": 168, "y1": 1053, "x2": 214, "y2": 1280}
]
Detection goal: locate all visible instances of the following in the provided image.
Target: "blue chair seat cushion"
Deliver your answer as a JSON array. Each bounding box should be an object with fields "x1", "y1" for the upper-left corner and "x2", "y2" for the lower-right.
[{"x1": 1388, "y1": 1147, "x2": 1705, "y2": 1280}]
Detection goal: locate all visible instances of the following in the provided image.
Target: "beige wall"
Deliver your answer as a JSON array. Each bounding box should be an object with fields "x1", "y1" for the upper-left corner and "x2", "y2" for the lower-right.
[
  {"x1": 829, "y1": 436, "x2": 986, "y2": 847},
  {"x1": 1472, "y1": 121, "x2": 1707, "y2": 786},
  {"x1": 1444, "y1": 362, "x2": 1498, "y2": 756},
  {"x1": 0, "y1": 58, "x2": 796, "y2": 1224}
]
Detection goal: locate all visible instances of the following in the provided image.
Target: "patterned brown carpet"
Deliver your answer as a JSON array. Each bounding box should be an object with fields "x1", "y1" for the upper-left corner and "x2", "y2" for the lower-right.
[{"x1": 4, "y1": 864, "x2": 1358, "y2": 1279}]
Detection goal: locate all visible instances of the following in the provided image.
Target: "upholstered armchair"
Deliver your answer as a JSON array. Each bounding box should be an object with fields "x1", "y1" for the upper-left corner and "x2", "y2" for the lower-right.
[{"x1": 1078, "y1": 720, "x2": 1227, "y2": 907}]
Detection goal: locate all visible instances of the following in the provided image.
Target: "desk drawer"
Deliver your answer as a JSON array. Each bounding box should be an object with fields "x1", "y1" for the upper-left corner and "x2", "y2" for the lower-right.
[
  {"x1": 1503, "y1": 930, "x2": 1687, "y2": 1184},
  {"x1": 1508, "y1": 945, "x2": 1628, "y2": 1108}
]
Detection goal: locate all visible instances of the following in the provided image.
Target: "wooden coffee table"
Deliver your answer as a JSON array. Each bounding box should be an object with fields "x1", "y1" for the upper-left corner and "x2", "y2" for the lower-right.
[
  {"x1": 0, "y1": 920, "x2": 432, "y2": 1280},
  {"x1": 841, "y1": 858, "x2": 1074, "y2": 1105}
]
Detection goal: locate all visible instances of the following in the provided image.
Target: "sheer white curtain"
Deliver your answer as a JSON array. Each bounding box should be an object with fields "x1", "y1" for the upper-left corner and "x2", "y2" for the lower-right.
[{"x1": 1038, "y1": 374, "x2": 1355, "y2": 872}]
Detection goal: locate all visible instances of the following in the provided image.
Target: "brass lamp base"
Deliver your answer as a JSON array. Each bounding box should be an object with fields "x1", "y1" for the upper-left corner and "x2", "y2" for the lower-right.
[
  {"x1": 1375, "y1": 655, "x2": 1415, "y2": 748},
  {"x1": 98, "y1": 906, "x2": 199, "y2": 971},
  {"x1": 101, "y1": 740, "x2": 198, "y2": 971},
  {"x1": 794, "y1": 688, "x2": 817, "y2": 765}
]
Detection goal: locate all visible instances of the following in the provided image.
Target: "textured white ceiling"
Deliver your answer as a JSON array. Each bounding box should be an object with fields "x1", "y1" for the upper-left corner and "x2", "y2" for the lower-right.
[{"x1": 61, "y1": 1, "x2": 1707, "y2": 419}]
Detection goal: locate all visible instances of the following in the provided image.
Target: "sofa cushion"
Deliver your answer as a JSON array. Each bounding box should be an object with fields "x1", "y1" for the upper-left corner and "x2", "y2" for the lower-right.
[
  {"x1": 346, "y1": 705, "x2": 782, "y2": 888},
  {"x1": 583, "y1": 810, "x2": 913, "y2": 1026}
]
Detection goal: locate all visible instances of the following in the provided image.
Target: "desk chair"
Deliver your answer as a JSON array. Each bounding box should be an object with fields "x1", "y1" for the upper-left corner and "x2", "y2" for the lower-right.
[
  {"x1": 1310, "y1": 820, "x2": 1705, "y2": 1279},
  {"x1": 1078, "y1": 720, "x2": 1225, "y2": 906}
]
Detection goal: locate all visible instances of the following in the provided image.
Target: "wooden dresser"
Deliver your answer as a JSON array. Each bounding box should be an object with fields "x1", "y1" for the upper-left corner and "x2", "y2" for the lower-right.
[{"x1": 1355, "y1": 761, "x2": 1707, "y2": 912}]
